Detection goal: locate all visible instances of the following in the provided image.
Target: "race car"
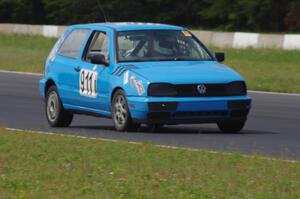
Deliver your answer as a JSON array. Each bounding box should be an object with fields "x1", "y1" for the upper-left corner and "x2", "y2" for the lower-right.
[{"x1": 39, "y1": 22, "x2": 251, "y2": 133}]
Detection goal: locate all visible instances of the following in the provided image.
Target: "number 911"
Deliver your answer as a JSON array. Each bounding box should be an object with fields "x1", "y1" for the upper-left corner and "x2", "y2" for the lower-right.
[{"x1": 79, "y1": 69, "x2": 98, "y2": 98}]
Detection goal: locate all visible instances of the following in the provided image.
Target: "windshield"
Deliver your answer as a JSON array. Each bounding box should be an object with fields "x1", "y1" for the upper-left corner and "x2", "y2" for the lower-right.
[{"x1": 117, "y1": 30, "x2": 213, "y2": 62}]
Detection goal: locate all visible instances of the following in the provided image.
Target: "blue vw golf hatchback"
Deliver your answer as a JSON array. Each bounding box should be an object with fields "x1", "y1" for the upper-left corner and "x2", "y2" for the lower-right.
[{"x1": 39, "y1": 22, "x2": 251, "y2": 133}]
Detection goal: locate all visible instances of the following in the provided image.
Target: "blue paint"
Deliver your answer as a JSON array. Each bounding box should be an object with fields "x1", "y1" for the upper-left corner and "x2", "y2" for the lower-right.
[{"x1": 40, "y1": 22, "x2": 251, "y2": 124}]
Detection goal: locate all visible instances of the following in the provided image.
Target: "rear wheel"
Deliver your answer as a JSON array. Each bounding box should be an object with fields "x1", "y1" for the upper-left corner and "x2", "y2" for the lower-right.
[
  {"x1": 217, "y1": 119, "x2": 246, "y2": 133},
  {"x1": 112, "y1": 90, "x2": 140, "y2": 132},
  {"x1": 45, "y1": 86, "x2": 73, "y2": 127}
]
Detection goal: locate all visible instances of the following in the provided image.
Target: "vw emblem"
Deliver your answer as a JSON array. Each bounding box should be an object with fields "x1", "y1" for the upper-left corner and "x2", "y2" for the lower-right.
[{"x1": 197, "y1": 84, "x2": 207, "y2": 94}]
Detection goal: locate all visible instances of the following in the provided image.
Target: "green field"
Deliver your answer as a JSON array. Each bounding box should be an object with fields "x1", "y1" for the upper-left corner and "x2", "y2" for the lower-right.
[
  {"x1": 0, "y1": 128, "x2": 299, "y2": 198},
  {"x1": 0, "y1": 33, "x2": 56, "y2": 73},
  {"x1": 212, "y1": 47, "x2": 300, "y2": 93},
  {"x1": 0, "y1": 33, "x2": 299, "y2": 93}
]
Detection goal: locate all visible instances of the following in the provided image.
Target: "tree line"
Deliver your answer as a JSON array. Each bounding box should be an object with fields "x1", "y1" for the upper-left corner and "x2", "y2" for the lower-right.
[{"x1": 0, "y1": 0, "x2": 299, "y2": 32}]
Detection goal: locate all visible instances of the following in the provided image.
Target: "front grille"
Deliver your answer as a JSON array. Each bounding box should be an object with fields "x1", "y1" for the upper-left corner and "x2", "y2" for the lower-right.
[{"x1": 175, "y1": 81, "x2": 246, "y2": 97}]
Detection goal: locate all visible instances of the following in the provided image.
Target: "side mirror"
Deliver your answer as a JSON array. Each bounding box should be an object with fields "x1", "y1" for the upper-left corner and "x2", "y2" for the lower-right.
[
  {"x1": 90, "y1": 53, "x2": 109, "y2": 66},
  {"x1": 215, "y1": 52, "x2": 225, "y2": 62}
]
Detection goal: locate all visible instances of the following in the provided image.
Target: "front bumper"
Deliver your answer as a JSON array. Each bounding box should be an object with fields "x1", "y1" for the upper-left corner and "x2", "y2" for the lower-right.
[{"x1": 127, "y1": 96, "x2": 251, "y2": 124}]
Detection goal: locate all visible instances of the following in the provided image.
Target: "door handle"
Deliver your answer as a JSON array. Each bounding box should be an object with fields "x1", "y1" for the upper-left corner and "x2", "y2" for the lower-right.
[{"x1": 74, "y1": 66, "x2": 81, "y2": 72}]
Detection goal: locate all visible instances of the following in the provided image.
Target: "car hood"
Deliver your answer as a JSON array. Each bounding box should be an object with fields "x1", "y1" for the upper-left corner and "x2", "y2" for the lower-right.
[{"x1": 118, "y1": 61, "x2": 244, "y2": 84}]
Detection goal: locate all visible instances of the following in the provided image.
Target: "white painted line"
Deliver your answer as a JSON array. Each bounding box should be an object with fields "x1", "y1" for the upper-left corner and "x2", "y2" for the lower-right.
[
  {"x1": 249, "y1": 90, "x2": 300, "y2": 97},
  {"x1": 0, "y1": 70, "x2": 43, "y2": 76},
  {"x1": 5, "y1": 127, "x2": 297, "y2": 163}
]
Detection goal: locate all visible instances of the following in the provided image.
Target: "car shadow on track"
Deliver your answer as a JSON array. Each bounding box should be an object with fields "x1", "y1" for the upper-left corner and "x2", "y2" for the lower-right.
[{"x1": 69, "y1": 125, "x2": 276, "y2": 135}]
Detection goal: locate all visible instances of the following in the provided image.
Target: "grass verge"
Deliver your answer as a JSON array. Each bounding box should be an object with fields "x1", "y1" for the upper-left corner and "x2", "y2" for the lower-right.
[
  {"x1": 212, "y1": 47, "x2": 300, "y2": 93},
  {"x1": 0, "y1": 33, "x2": 56, "y2": 73},
  {"x1": 0, "y1": 128, "x2": 299, "y2": 198},
  {"x1": 0, "y1": 33, "x2": 299, "y2": 93}
]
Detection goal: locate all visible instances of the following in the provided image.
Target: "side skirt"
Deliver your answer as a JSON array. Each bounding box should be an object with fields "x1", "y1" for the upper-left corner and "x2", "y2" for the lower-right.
[{"x1": 63, "y1": 103, "x2": 112, "y2": 118}]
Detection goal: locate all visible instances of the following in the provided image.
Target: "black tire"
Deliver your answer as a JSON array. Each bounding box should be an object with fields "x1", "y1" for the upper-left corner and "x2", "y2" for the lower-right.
[
  {"x1": 112, "y1": 90, "x2": 140, "y2": 132},
  {"x1": 217, "y1": 119, "x2": 246, "y2": 133},
  {"x1": 45, "y1": 85, "x2": 73, "y2": 127}
]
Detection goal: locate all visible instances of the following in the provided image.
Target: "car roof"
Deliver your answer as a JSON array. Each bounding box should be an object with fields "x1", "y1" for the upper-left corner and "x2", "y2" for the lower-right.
[{"x1": 73, "y1": 22, "x2": 185, "y2": 31}]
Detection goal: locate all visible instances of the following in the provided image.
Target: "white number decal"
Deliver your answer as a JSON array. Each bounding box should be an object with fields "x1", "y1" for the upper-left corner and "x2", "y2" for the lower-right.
[{"x1": 79, "y1": 69, "x2": 98, "y2": 98}]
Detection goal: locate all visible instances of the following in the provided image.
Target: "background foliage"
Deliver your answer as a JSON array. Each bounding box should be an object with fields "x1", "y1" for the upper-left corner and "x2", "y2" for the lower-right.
[{"x1": 0, "y1": 0, "x2": 299, "y2": 32}]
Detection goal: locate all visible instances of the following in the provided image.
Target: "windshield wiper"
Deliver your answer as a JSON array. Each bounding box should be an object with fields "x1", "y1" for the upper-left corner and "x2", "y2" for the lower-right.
[
  {"x1": 118, "y1": 58, "x2": 212, "y2": 62},
  {"x1": 173, "y1": 58, "x2": 213, "y2": 61},
  {"x1": 118, "y1": 60, "x2": 147, "y2": 62}
]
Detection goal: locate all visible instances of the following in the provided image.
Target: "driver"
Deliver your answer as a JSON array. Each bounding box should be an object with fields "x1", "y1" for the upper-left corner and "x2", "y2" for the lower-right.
[{"x1": 145, "y1": 36, "x2": 178, "y2": 57}]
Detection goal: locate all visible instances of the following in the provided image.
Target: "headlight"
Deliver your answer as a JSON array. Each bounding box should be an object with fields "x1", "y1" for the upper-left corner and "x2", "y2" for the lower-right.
[
  {"x1": 226, "y1": 81, "x2": 247, "y2": 96},
  {"x1": 148, "y1": 83, "x2": 178, "y2": 97}
]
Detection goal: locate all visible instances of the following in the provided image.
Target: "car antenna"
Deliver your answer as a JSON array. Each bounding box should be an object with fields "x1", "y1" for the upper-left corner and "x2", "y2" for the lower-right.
[{"x1": 95, "y1": 0, "x2": 109, "y2": 22}]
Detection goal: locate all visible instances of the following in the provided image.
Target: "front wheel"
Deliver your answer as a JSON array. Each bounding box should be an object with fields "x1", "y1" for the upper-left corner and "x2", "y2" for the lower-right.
[
  {"x1": 112, "y1": 90, "x2": 140, "y2": 132},
  {"x1": 217, "y1": 119, "x2": 246, "y2": 133},
  {"x1": 45, "y1": 86, "x2": 73, "y2": 127}
]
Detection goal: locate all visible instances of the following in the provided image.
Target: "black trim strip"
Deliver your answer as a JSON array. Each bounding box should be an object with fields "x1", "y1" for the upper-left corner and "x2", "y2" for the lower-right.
[
  {"x1": 112, "y1": 65, "x2": 139, "y2": 76},
  {"x1": 228, "y1": 100, "x2": 251, "y2": 109},
  {"x1": 148, "y1": 102, "x2": 178, "y2": 111},
  {"x1": 112, "y1": 66, "x2": 124, "y2": 75},
  {"x1": 115, "y1": 68, "x2": 127, "y2": 76}
]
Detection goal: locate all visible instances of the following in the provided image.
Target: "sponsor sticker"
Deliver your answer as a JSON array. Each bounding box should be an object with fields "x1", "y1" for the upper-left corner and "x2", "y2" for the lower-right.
[
  {"x1": 48, "y1": 40, "x2": 60, "y2": 62},
  {"x1": 135, "y1": 80, "x2": 145, "y2": 95},
  {"x1": 48, "y1": 31, "x2": 69, "y2": 62},
  {"x1": 123, "y1": 71, "x2": 129, "y2": 85},
  {"x1": 182, "y1": 30, "x2": 192, "y2": 37},
  {"x1": 130, "y1": 75, "x2": 136, "y2": 87},
  {"x1": 50, "y1": 50, "x2": 56, "y2": 62},
  {"x1": 93, "y1": 65, "x2": 97, "y2": 71}
]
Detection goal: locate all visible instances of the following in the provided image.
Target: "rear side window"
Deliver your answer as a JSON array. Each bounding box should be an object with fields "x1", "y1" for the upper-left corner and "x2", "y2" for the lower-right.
[{"x1": 58, "y1": 29, "x2": 89, "y2": 58}]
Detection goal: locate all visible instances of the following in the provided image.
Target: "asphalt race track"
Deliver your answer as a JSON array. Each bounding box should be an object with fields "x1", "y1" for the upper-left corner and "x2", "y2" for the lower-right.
[{"x1": 0, "y1": 71, "x2": 300, "y2": 160}]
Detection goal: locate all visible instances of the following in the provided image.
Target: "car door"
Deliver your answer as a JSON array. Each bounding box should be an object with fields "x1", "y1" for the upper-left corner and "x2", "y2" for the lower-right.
[
  {"x1": 54, "y1": 28, "x2": 90, "y2": 106},
  {"x1": 74, "y1": 31, "x2": 111, "y2": 113}
]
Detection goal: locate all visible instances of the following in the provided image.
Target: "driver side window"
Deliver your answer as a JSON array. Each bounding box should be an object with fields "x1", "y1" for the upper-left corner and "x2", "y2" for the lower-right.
[{"x1": 84, "y1": 31, "x2": 109, "y2": 62}]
